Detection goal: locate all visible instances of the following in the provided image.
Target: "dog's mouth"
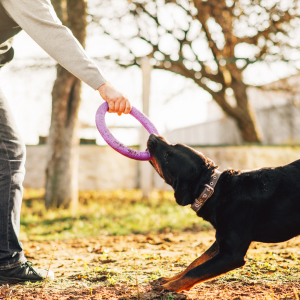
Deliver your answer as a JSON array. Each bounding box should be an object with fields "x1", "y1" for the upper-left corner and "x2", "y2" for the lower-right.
[
  {"x1": 147, "y1": 135, "x2": 166, "y2": 180},
  {"x1": 149, "y1": 157, "x2": 164, "y2": 179}
]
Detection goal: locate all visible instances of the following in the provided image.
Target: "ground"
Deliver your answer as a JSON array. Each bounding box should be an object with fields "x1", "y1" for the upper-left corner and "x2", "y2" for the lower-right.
[
  {"x1": 2, "y1": 232, "x2": 300, "y2": 299},
  {"x1": 1, "y1": 190, "x2": 300, "y2": 299}
]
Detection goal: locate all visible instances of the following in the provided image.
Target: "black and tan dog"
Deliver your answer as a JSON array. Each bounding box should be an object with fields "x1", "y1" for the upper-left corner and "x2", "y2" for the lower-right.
[{"x1": 147, "y1": 133, "x2": 300, "y2": 293}]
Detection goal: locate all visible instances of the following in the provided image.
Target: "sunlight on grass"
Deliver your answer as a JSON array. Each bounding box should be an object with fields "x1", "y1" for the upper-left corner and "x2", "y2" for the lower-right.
[{"x1": 21, "y1": 189, "x2": 211, "y2": 241}]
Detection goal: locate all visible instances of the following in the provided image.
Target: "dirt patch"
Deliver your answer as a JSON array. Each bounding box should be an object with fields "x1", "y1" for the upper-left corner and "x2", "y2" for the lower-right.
[{"x1": 2, "y1": 231, "x2": 300, "y2": 299}]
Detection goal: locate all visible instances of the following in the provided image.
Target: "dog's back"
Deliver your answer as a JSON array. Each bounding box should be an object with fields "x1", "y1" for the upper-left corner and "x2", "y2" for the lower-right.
[{"x1": 223, "y1": 159, "x2": 300, "y2": 243}]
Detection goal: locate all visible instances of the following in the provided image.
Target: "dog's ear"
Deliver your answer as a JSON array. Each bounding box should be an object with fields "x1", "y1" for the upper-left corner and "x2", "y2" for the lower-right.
[{"x1": 172, "y1": 177, "x2": 194, "y2": 206}]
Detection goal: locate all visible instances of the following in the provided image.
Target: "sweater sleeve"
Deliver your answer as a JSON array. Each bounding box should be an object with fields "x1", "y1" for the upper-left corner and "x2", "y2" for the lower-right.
[{"x1": 1, "y1": 0, "x2": 107, "y2": 90}]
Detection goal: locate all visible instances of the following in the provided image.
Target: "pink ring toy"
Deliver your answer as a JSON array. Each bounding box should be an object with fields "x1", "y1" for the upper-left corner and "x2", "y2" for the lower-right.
[{"x1": 95, "y1": 102, "x2": 159, "y2": 161}]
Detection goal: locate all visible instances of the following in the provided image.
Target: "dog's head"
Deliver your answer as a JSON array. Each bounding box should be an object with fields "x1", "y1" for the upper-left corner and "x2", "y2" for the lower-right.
[{"x1": 147, "y1": 134, "x2": 217, "y2": 206}]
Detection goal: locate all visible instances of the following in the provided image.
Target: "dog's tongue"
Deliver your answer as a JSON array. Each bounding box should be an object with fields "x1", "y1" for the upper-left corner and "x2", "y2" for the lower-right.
[
  {"x1": 149, "y1": 158, "x2": 164, "y2": 179},
  {"x1": 145, "y1": 148, "x2": 162, "y2": 177}
]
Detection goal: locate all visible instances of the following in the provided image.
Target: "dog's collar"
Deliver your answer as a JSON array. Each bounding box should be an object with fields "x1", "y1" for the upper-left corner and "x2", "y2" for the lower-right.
[{"x1": 191, "y1": 170, "x2": 222, "y2": 213}]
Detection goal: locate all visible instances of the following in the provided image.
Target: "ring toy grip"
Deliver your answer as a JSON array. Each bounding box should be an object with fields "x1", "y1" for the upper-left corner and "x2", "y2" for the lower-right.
[{"x1": 95, "y1": 102, "x2": 159, "y2": 160}]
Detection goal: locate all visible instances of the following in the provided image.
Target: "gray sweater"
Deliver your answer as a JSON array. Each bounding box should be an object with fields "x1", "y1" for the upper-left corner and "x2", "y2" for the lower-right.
[{"x1": 0, "y1": 0, "x2": 107, "y2": 90}]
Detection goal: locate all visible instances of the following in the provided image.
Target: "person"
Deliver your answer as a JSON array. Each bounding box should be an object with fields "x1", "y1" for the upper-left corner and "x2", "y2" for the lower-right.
[{"x1": 0, "y1": 0, "x2": 131, "y2": 284}]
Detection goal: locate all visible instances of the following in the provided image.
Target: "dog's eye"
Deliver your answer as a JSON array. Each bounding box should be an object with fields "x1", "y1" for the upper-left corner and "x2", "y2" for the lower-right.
[{"x1": 164, "y1": 151, "x2": 172, "y2": 160}]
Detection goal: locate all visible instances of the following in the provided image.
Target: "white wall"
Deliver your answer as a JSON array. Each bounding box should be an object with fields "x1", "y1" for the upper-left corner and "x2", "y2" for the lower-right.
[
  {"x1": 164, "y1": 103, "x2": 300, "y2": 146},
  {"x1": 24, "y1": 145, "x2": 300, "y2": 190}
]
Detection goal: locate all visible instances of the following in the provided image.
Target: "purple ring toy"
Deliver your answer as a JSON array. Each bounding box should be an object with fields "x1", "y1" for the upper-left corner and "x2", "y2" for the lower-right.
[{"x1": 95, "y1": 102, "x2": 159, "y2": 161}]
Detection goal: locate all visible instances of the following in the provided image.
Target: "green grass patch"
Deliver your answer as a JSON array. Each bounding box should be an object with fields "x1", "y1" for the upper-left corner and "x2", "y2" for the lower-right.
[{"x1": 21, "y1": 189, "x2": 211, "y2": 241}]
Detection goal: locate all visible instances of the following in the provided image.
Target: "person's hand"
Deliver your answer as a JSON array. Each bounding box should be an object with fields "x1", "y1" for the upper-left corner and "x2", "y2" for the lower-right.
[{"x1": 98, "y1": 82, "x2": 131, "y2": 116}]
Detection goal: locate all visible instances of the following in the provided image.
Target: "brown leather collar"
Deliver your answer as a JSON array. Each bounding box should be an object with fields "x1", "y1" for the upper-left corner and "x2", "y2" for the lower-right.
[{"x1": 191, "y1": 170, "x2": 222, "y2": 213}]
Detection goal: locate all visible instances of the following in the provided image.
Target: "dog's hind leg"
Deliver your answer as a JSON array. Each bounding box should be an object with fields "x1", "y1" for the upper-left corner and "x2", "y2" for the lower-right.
[{"x1": 153, "y1": 241, "x2": 219, "y2": 285}]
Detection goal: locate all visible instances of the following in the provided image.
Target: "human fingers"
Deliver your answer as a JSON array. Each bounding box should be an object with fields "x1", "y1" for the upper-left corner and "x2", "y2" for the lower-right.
[
  {"x1": 108, "y1": 100, "x2": 115, "y2": 113},
  {"x1": 114, "y1": 98, "x2": 121, "y2": 113},
  {"x1": 124, "y1": 99, "x2": 132, "y2": 114},
  {"x1": 118, "y1": 98, "x2": 126, "y2": 114}
]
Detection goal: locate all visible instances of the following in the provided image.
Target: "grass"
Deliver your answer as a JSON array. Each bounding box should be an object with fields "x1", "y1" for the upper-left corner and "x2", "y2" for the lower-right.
[
  {"x1": 8, "y1": 230, "x2": 300, "y2": 299},
  {"x1": 6, "y1": 189, "x2": 300, "y2": 299},
  {"x1": 21, "y1": 189, "x2": 211, "y2": 241}
]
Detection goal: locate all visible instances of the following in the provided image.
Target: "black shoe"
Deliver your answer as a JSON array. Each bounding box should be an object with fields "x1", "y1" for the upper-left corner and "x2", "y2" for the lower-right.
[{"x1": 0, "y1": 261, "x2": 54, "y2": 284}]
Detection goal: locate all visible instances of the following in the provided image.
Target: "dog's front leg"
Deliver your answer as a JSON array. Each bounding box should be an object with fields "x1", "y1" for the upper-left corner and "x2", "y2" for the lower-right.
[
  {"x1": 154, "y1": 241, "x2": 219, "y2": 285},
  {"x1": 161, "y1": 249, "x2": 246, "y2": 292}
]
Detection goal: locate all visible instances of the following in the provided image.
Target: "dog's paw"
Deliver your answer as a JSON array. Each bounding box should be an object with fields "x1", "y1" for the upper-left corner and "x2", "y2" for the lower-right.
[
  {"x1": 151, "y1": 284, "x2": 163, "y2": 292},
  {"x1": 151, "y1": 284, "x2": 173, "y2": 293},
  {"x1": 150, "y1": 276, "x2": 170, "y2": 286},
  {"x1": 160, "y1": 283, "x2": 178, "y2": 293},
  {"x1": 160, "y1": 281, "x2": 192, "y2": 293}
]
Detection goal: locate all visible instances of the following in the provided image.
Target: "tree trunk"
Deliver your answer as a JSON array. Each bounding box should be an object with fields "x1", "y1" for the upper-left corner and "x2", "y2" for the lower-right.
[
  {"x1": 212, "y1": 81, "x2": 262, "y2": 143},
  {"x1": 172, "y1": 62, "x2": 262, "y2": 143},
  {"x1": 231, "y1": 103, "x2": 262, "y2": 143},
  {"x1": 45, "y1": 0, "x2": 87, "y2": 209}
]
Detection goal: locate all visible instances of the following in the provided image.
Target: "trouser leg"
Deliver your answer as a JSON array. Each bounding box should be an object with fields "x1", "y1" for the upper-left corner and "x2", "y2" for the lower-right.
[{"x1": 0, "y1": 87, "x2": 26, "y2": 270}]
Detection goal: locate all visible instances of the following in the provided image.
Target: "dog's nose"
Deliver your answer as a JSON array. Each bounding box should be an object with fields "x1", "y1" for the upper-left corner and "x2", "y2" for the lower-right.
[
  {"x1": 149, "y1": 133, "x2": 158, "y2": 140},
  {"x1": 147, "y1": 134, "x2": 157, "y2": 152}
]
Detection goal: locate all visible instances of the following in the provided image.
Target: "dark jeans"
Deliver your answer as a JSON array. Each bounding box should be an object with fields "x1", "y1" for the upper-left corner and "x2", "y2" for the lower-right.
[{"x1": 0, "y1": 87, "x2": 26, "y2": 270}]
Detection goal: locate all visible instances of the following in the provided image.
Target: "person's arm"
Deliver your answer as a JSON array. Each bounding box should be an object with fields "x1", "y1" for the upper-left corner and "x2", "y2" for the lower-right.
[{"x1": 2, "y1": 0, "x2": 131, "y2": 114}]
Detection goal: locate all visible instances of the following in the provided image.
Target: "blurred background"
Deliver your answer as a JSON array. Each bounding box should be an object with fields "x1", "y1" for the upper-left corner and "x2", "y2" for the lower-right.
[
  {"x1": 3, "y1": 5, "x2": 300, "y2": 297},
  {"x1": 1, "y1": 0, "x2": 300, "y2": 209}
]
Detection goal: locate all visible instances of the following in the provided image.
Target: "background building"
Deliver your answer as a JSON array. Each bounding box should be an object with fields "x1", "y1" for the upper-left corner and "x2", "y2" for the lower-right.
[{"x1": 164, "y1": 74, "x2": 300, "y2": 146}]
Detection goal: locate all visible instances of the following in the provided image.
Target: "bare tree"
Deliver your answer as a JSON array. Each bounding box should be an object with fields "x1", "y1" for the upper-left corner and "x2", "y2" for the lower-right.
[
  {"x1": 45, "y1": 0, "x2": 87, "y2": 209},
  {"x1": 91, "y1": 0, "x2": 300, "y2": 143}
]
